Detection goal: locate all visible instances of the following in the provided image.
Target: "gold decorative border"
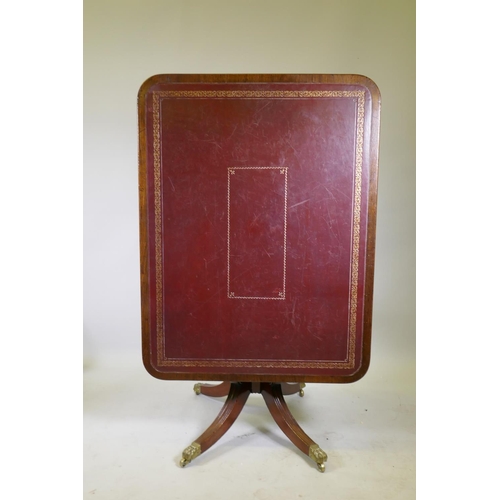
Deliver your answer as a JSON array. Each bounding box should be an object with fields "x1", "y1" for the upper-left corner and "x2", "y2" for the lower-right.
[
  {"x1": 227, "y1": 166, "x2": 288, "y2": 300},
  {"x1": 349, "y1": 91, "x2": 366, "y2": 363},
  {"x1": 152, "y1": 93, "x2": 165, "y2": 358},
  {"x1": 154, "y1": 90, "x2": 360, "y2": 99},
  {"x1": 155, "y1": 358, "x2": 357, "y2": 369},
  {"x1": 151, "y1": 90, "x2": 365, "y2": 369}
]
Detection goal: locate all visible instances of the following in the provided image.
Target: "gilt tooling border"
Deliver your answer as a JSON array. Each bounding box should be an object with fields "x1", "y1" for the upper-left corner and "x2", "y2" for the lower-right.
[{"x1": 151, "y1": 90, "x2": 365, "y2": 369}]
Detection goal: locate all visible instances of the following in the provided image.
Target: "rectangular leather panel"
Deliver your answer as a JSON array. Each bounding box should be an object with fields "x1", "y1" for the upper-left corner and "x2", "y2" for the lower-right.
[{"x1": 138, "y1": 74, "x2": 381, "y2": 382}]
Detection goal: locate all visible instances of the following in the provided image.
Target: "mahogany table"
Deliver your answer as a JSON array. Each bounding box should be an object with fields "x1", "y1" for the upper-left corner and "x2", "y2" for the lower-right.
[{"x1": 138, "y1": 74, "x2": 381, "y2": 472}]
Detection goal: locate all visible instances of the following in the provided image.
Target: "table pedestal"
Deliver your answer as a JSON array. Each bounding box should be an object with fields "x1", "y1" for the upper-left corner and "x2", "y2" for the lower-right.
[{"x1": 180, "y1": 382, "x2": 327, "y2": 472}]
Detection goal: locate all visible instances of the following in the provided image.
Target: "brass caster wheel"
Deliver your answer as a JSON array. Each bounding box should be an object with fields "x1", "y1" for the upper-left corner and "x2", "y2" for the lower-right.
[
  {"x1": 193, "y1": 383, "x2": 201, "y2": 395},
  {"x1": 309, "y1": 444, "x2": 327, "y2": 473},
  {"x1": 299, "y1": 383, "x2": 306, "y2": 397},
  {"x1": 180, "y1": 458, "x2": 189, "y2": 468}
]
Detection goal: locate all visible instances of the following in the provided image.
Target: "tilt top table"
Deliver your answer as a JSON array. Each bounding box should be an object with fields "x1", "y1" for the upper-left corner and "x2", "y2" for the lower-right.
[{"x1": 138, "y1": 74, "x2": 381, "y2": 472}]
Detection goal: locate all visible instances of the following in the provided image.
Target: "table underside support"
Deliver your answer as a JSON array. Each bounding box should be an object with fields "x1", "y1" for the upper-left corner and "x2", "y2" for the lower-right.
[{"x1": 181, "y1": 381, "x2": 327, "y2": 472}]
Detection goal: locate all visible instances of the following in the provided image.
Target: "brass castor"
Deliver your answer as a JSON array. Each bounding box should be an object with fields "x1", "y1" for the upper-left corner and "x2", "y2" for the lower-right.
[
  {"x1": 309, "y1": 444, "x2": 328, "y2": 473},
  {"x1": 180, "y1": 442, "x2": 201, "y2": 468}
]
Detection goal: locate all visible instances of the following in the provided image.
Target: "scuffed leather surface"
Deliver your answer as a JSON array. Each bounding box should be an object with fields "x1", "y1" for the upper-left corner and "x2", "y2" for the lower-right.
[{"x1": 142, "y1": 81, "x2": 375, "y2": 377}]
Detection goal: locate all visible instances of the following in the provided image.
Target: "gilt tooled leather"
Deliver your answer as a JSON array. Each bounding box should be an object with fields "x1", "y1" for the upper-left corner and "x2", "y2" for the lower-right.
[{"x1": 141, "y1": 79, "x2": 377, "y2": 378}]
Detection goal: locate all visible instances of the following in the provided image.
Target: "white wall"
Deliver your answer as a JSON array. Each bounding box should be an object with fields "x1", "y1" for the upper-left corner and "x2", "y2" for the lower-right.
[{"x1": 84, "y1": 0, "x2": 415, "y2": 368}]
